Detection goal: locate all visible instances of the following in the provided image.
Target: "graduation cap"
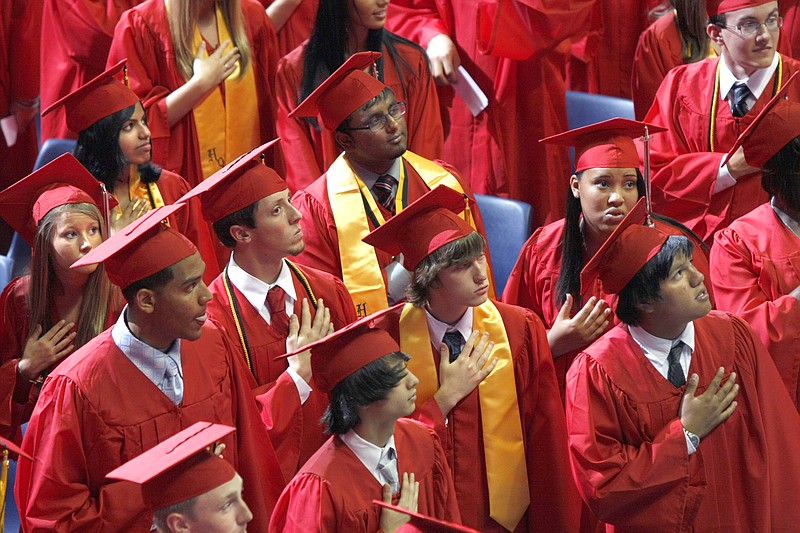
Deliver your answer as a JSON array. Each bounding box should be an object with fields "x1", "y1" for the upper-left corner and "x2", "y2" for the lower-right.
[
  {"x1": 362, "y1": 185, "x2": 475, "y2": 271},
  {"x1": 706, "y1": 0, "x2": 773, "y2": 16},
  {"x1": 721, "y1": 71, "x2": 800, "y2": 169},
  {"x1": 373, "y1": 501, "x2": 480, "y2": 533},
  {"x1": 41, "y1": 59, "x2": 139, "y2": 133},
  {"x1": 277, "y1": 304, "x2": 402, "y2": 393},
  {"x1": 580, "y1": 198, "x2": 669, "y2": 295},
  {"x1": 288, "y1": 51, "x2": 386, "y2": 131},
  {"x1": 0, "y1": 436, "x2": 34, "y2": 462},
  {"x1": 0, "y1": 153, "x2": 117, "y2": 245},
  {"x1": 70, "y1": 203, "x2": 196, "y2": 289},
  {"x1": 540, "y1": 118, "x2": 666, "y2": 173},
  {"x1": 105, "y1": 422, "x2": 237, "y2": 510},
  {"x1": 177, "y1": 139, "x2": 285, "y2": 223}
]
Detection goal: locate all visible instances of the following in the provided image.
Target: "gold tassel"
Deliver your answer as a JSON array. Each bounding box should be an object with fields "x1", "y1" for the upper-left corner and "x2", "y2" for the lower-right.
[{"x1": 0, "y1": 448, "x2": 9, "y2": 532}]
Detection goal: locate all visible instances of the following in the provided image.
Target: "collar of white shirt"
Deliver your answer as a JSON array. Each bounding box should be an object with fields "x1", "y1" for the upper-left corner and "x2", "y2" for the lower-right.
[
  {"x1": 227, "y1": 255, "x2": 297, "y2": 323},
  {"x1": 349, "y1": 157, "x2": 402, "y2": 189},
  {"x1": 719, "y1": 52, "x2": 779, "y2": 103},
  {"x1": 340, "y1": 429, "x2": 398, "y2": 486},
  {"x1": 424, "y1": 307, "x2": 474, "y2": 348},
  {"x1": 628, "y1": 321, "x2": 696, "y2": 379}
]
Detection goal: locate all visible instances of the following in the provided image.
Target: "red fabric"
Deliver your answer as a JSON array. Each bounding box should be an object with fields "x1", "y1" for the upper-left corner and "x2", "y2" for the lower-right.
[
  {"x1": 0, "y1": 0, "x2": 42, "y2": 190},
  {"x1": 643, "y1": 56, "x2": 800, "y2": 243},
  {"x1": 15, "y1": 321, "x2": 283, "y2": 532},
  {"x1": 276, "y1": 38, "x2": 444, "y2": 192},
  {"x1": 270, "y1": 418, "x2": 461, "y2": 532},
  {"x1": 631, "y1": 12, "x2": 683, "y2": 121},
  {"x1": 291, "y1": 156, "x2": 486, "y2": 287},
  {"x1": 566, "y1": 312, "x2": 800, "y2": 531},
  {"x1": 782, "y1": 1, "x2": 800, "y2": 58},
  {"x1": 382, "y1": 302, "x2": 581, "y2": 533},
  {"x1": 502, "y1": 217, "x2": 715, "y2": 398},
  {"x1": 207, "y1": 262, "x2": 357, "y2": 479},
  {"x1": 710, "y1": 203, "x2": 800, "y2": 408},
  {"x1": 0, "y1": 276, "x2": 123, "y2": 441},
  {"x1": 107, "y1": 0, "x2": 282, "y2": 187},
  {"x1": 39, "y1": 0, "x2": 142, "y2": 141},
  {"x1": 387, "y1": 0, "x2": 587, "y2": 227},
  {"x1": 263, "y1": 0, "x2": 319, "y2": 58}
]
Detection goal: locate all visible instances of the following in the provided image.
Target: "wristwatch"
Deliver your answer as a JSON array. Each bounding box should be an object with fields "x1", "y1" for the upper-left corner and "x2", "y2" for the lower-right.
[{"x1": 683, "y1": 427, "x2": 700, "y2": 449}]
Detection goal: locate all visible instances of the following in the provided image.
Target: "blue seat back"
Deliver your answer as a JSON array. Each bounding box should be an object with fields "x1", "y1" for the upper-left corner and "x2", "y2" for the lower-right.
[
  {"x1": 475, "y1": 194, "x2": 533, "y2": 295},
  {"x1": 565, "y1": 91, "x2": 635, "y2": 168}
]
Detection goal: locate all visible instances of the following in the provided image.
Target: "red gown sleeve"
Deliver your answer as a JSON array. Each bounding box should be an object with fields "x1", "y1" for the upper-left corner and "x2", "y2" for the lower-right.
[
  {"x1": 631, "y1": 13, "x2": 683, "y2": 121},
  {"x1": 501, "y1": 227, "x2": 549, "y2": 315},
  {"x1": 386, "y1": 0, "x2": 452, "y2": 49},
  {"x1": 270, "y1": 473, "x2": 340, "y2": 532},
  {"x1": 0, "y1": 278, "x2": 25, "y2": 433}
]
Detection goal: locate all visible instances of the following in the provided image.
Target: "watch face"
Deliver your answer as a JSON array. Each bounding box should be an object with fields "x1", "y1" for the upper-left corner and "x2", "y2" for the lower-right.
[{"x1": 689, "y1": 434, "x2": 700, "y2": 447}]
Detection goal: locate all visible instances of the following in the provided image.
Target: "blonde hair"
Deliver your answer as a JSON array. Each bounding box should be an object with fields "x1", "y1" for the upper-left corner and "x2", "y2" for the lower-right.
[
  {"x1": 168, "y1": 0, "x2": 252, "y2": 82},
  {"x1": 27, "y1": 203, "x2": 113, "y2": 349}
]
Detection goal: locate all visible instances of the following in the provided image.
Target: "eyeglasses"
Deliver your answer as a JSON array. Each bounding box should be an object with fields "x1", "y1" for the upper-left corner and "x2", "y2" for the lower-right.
[
  {"x1": 342, "y1": 102, "x2": 407, "y2": 133},
  {"x1": 718, "y1": 15, "x2": 783, "y2": 37}
]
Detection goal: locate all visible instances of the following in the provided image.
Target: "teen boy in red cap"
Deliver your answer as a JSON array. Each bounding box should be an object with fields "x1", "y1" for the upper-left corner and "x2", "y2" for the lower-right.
[
  {"x1": 15, "y1": 205, "x2": 283, "y2": 532},
  {"x1": 645, "y1": 0, "x2": 800, "y2": 242},
  {"x1": 364, "y1": 186, "x2": 580, "y2": 533},
  {"x1": 566, "y1": 203, "x2": 800, "y2": 531},
  {"x1": 180, "y1": 140, "x2": 357, "y2": 479},
  {"x1": 271, "y1": 307, "x2": 462, "y2": 532},
  {"x1": 290, "y1": 52, "x2": 490, "y2": 318}
]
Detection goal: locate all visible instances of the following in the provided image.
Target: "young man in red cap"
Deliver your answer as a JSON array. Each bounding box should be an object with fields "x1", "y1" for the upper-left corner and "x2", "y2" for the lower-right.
[
  {"x1": 289, "y1": 52, "x2": 490, "y2": 319},
  {"x1": 645, "y1": 0, "x2": 800, "y2": 243},
  {"x1": 270, "y1": 306, "x2": 462, "y2": 532},
  {"x1": 566, "y1": 204, "x2": 800, "y2": 531},
  {"x1": 180, "y1": 140, "x2": 357, "y2": 479},
  {"x1": 15, "y1": 205, "x2": 283, "y2": 532},
  {"x1": 363, "y1": 186, "x2": 580, "y2": 533},
  {"x1": 710, "y1": 76, "x2": 800, "y2": 409},
  {"x1": 106, "y1": 422, "x2": 252, "y2": 533}
]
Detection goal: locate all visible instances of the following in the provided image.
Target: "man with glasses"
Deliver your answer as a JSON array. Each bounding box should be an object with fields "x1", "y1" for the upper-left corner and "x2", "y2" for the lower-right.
[
  {"x1": 644, "y1": 0, "x2": 800, "y2": 244},
  {"x1": 289, "y1": 52, "x2": 489, "y2": 318}
]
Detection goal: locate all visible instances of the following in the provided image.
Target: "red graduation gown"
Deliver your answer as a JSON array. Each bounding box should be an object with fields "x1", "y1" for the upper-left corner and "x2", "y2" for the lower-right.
[
  {"x1": 710, "y1": 203, "x2": 800, "y2": 408},
  {"x1": 643, "y1": 55, "x2": 800, "y2": 243},
  {"x1": 275, "y1": 38, "x2": 444, "y2": 192},
  {"x1": 15, "y1": 321, "x2": 284, "y2": 532},
  {"x1": 261, "y1": 0, "x2": 319, "y2": 58},
  {"x1": 383, "y1": 302, "x2": 581, "y2": 533},
  {"x1": 502, "y1": 217, "x2": 714, "y2": 398},
  {"x1": 107, "y1": 0, "x2": 281, "y2": 187},
  {"x1": 631, "y1": 11, "x2": 684, "y2": 121},
  {"x1": 39, "y1": 0, "x2": 143, "y2": 141},
  {"x1": 566, "y1": 312, "x2": 800, "y2": 532},
  {"x1": 386, "y1": 0, "x2": 589, "y2": 227},
  {"x1": 207, "y1": 261, "x2": 357, "y2": 479},
  {"x1": 270, "y1": 418, "x2": 461, "y2": 532},
  {"x1": 292, "y1": 155, "x2": 486, "y2": 287}
]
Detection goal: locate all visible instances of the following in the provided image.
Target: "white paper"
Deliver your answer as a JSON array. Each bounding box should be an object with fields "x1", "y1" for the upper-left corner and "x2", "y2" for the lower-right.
[
  {"x1": 452, "y1": 65, "x2": 489, "y2": 117},
  {"x1": 385, "y1": 253, "x2": 412, "y2": 305},
  {"x1": 1, "y1": 115, "x2": 18, "y2": 147}
]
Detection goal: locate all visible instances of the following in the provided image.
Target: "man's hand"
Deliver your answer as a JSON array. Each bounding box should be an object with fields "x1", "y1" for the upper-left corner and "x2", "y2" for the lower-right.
[
  {"x1": 18, "y1": 321, "x2": 76, "y2": 381},
  {"x1": 547, "y1": 294, "x2": 611, "y2": 357},
  {"x1": 426, "y1": 34, "x2": 461, "y2": 85},
  {"x1": 434, "y1": 331, "x2": 497, "y2": 416},
  {"x1": 379, "y1": 473, "x2": 418, "y2": 533},
  {"x1": 680, "y1": 367, "x2": 739, "y2": 439},
  {"x1": 285, "y1": 298, "x2": 333, "y2": 382},
  {"x1": 726, "y1": 146, "x2": 760, "y2": 180}
]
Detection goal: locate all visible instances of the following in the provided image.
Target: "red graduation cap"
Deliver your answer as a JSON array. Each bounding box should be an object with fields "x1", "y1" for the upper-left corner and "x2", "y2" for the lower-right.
[
  {"x1": 106, "y1": 422, "x2": 237, "y2": 510},
  {"x1": 0, "y1": 153, "x2": 117, "y2": 245},
  {"x1": 70, "y1": 203, "x2": 196, "y2": 289},
  {"x1": 40, "y1": 60, "x2": 139, "y2": 133},
  {"x1": 540, "y1": 118, "x2": 666, "y2": 173},
  {"x1": 706, "y1": 0, "x2": 773, "y2": 16},
  {"x1": 580, "y1": 198, "x2": 669, "y2": 295},
  {"x1": 362, "y1": 185, "x2": 475, "y2": 271},
  {"x1": 288, "y1": 51, "x2": 386, "y2": 131},
  {"x1": 178, "y1": 139, "x2": 285, "y2": 222},
  {"x1": 372, "y1": 501, "x2": 480, "y2": 533},
  {"x1": 721, "y1": 71, "x2": 800, "y2": 168},
  {"x1": 0, "y1": 435, "x2": 34, "y2": 462},
  {"x1": 277, "y1": 304, "x2": 402, "y2": 393}
]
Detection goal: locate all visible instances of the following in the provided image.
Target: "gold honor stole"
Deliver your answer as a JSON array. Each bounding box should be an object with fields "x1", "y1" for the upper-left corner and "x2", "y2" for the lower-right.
[
  {"x1": 192, "y1": 6, "x2": 260, "y2": 180},
  {"x1": 327, "y1": 150, "x2": 492, "y2": 318},
  {"x1": 400, "y1": 301, "x2": 530, "y2": 531},
  {"x1": 114, "y1": 165, "x2": 167, "y2": 223}
]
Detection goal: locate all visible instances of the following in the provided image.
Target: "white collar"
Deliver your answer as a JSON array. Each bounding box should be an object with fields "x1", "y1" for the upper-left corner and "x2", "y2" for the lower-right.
[
  {"x1": 628, "y1": 321, "x2": 695, "y2": 364},
  {"x1": 771, "y1": 197, "x2": 800, "y2": 239},
  {"x1": 348, "y1": 157, "x2": 403, "y2": 189},
  {"x1": 719, "y1": 52, "x2": 779, "y2": 100},
  {"x1": 424, "y1": 307, "x2": 474, "y2": 348},
  {"x1": 226, "y1": 255, "x2": 297, "y2": 314},
  {"x1": 340, "y1": 429, "x2": 397, "y2": 477}
]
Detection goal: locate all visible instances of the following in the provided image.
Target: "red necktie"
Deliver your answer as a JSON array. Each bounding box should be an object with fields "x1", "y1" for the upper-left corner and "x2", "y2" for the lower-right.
[{"x1": 266, "y1": 286, "x2": 290, "y2": 334}]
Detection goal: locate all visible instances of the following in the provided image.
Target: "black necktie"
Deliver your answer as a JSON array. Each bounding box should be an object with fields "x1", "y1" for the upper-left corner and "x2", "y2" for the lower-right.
[
  {"x1": 443, "y1": 330, "x2": 465, "y2": 363},
  {"x1": 667, "y1": 340, "x2": 687, "y2": 388},
  {"x1": 730, "y1": 82, "x2": 752, "y2": 117},
  {"x1": 373, "y1": 174, "x2": 398, "y2": 212}
]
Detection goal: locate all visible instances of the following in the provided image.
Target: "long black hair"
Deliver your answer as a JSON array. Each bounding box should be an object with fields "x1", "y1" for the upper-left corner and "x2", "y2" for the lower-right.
[
  {"x1": 763, "y1": 136, "x2": 800, "y2": 212},
  {"x1": 74, "y1": 103, "x2": 162, "y2": 192}
]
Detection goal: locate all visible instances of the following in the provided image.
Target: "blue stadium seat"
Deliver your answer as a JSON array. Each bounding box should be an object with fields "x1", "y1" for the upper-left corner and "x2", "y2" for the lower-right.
[
  {"x1": 475, "y1": 194, "x2": 533, "y2": 296},
  {"x1": 565, "y1": 91, "x2": 636, "y2": 168},
  {"x1": 0, "y1": 255, "x2": 12, "y2": 293},
  {"x1": 8, "y1": 232, "x2": 30, "y2": 281},
  {"x1": 3, "y1": 423, "x2": 26, "y2": 532}
]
